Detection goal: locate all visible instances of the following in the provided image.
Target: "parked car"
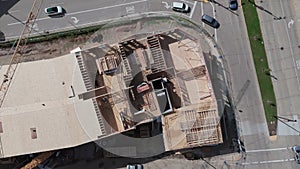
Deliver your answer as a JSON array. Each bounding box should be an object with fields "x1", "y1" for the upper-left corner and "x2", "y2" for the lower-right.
[
  {"x1": 44, "y1": 6, "x2": 63, "y2": 16},
  {"x1": 201, "y1": 14, "x2": 220, "y2": 29},
  {"x1": 292, "y1": 145, "x2": 300, "y2": 164},
  {"x1": 127, "y1": 164, "x2": 143, "y2": 169},
  {"x1": 172, "y1": 2, "x2": 190, "y2": 13},
  {"x1": 229, "y1": 0, "x2": 238, "y2": 10}
]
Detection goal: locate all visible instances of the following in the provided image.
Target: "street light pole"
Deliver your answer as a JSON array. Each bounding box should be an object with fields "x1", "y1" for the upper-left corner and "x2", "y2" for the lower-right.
[{"x1": 274, "y1": 116, "x2": 300, "y2": 135}]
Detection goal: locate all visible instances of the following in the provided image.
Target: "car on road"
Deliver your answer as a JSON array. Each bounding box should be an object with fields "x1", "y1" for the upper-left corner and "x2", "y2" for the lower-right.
[
  {"x1": 127, "y1": 164, "x2": 143, "y2": 169},
  {"x1": 44, "y1": 6, "x2": 63, "y2": 16},
  {"x1": 229, "y1": 0, "x2": 238, "y2": 10},
  {"x1": 172, "y1": 2, "x2": 190, "y2": 13},
  {"x1": 201, "y1": 14, "x2": 220, "y2": 29},
  {"x1": 292, "y1": 145, "x2": 300, "y2": 164}
]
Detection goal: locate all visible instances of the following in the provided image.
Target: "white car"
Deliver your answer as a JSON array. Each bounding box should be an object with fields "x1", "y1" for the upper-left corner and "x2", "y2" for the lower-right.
[
  {"x1": 44, "y1": 6, "x2": 63, "y2": 16},
  {"x1": 172, "y1": 2, "x2": 190, "y2": 13}
]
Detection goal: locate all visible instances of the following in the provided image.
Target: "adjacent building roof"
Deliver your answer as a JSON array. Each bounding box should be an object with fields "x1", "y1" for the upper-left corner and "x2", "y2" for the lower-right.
[{"x1": 0, "y1": 53, "x2": 105, "y2": 158}]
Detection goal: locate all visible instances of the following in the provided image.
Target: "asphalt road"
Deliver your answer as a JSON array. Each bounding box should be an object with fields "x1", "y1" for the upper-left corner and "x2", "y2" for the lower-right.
[
  {"x1": 246, "y1": 0, "x2": 300, "y2": 168},
  {"x1": 2, "y1": 0, "x2": 300, "y2": 168},
  {"x1": 1, "y1": 0, "x2": 152, "y2": 39},
  {"x1": 0, "y1": 0, "x2": 221, "y2": 41}
]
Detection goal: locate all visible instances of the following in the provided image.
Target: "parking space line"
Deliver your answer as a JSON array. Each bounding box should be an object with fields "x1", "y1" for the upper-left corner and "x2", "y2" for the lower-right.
[
  {"x1": 8, "y1": 0, "x2": 148, "y2": 26},
  {"x1": 180, "y1": 0, "x2": 194, "y2": 5},
  {"x1": 189, "y1": 1, "x2": 197, "y2": 18},
  {"x1": 209, "y1": 2, "x2": 217, "y2": 42},
  {"x1": 246, "y1": 147, "x2": 292, "y2": 153}
]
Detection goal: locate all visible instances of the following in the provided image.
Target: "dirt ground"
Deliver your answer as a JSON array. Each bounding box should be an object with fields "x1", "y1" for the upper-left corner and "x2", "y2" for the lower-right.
[{"x1": 0, "y1": 34, "x2": 92, "y2": 66}]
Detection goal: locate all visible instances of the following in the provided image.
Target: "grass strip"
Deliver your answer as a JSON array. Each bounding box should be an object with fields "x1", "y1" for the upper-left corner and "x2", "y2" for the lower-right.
[{"x1": 241, "y1": 0, "x2": 277, "y2": 122}]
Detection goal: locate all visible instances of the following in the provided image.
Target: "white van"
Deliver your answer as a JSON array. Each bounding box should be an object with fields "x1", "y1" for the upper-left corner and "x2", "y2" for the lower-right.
[{"x1": 172, "y1": 2, "x2": 190, "y2": 13}]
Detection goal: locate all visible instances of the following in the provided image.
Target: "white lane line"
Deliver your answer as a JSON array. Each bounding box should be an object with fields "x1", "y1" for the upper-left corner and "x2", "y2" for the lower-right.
[
  {"x1": 6, "y1": 17, "x2": 114, "y2": 40},
  {"x1": 9, "y1": 10, "x2": 20, "y2": 13},
  {"x1": 242, "y1": 158, "x2": 295, "y2": 165},
  {"x1": 246, "y1": 147, "x2": 291, "y2": 153},
  {"x1": 6, "y1": 11, "x2": 147, "y2": 40},
  {"x1": 189, "y1": 1, "x2": 197, "y2": 19},
  {"x1": 180, "y1": 0, "x2": 194, "y2": 5},
  {"x1": 7, "y1": 0, "x2": 148, "y2": 26},
  {"x1": 279, "y1": 0, "x2": 300, "y2": 92},
  {"x1": 209, "y1": 2, "x2": 217, "y2": 42},
  {"x1": 201, "y1": 1, "x2": 204, "y2": 27}
]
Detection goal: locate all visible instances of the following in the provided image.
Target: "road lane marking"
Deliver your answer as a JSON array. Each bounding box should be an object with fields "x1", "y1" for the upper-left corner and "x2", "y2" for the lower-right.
[
  {"x1": 71, "y1": 17, "x2": 79, "y2": 24},
  {"x1": 7, "y1": 0, "x2": 148, "y2": 26},
  {"x1": 200, "y1": 1, "x2": 204, "y2": 27},
  {"x1": 296, "y1": 60, "x2": 300, "y2": 70},
  {"x1": 8, "y1": 10, "x2": 20, "y2": 13},
  {"x1": 209, "y1": 2, "x2": 217, "y2": 42},
  {"x1": 246, "y1": 147, "x2": 291, "y2": 153},
  {"x1": 189, "y1": 1, "x2": 197, "y2": 19},
  {"x1": 161, "y1": 1, "x2": 171, "y2": 9},
  {"x1": 126, "y1": 6, "x2": 135, "y2": 14},
  {"x1": 288, "y1": 19, "x2": 294, "y2": 28},
  {"x1": 6, "y1": 12, "x2": 144, "y2": 40},
  {"x1": 180, "y1": 0, "x2": 194, "y2": 5},
  {"x1": 242, "y1": 158, "x2": 295, "y2": 165},
  {"x1": 279, "y1": 0, "x2": 300, "y2": 92}
]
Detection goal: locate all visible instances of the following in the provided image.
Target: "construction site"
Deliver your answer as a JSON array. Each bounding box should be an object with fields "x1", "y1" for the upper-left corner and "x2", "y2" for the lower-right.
[
  {"x1": 78, "y1": 27, "x2": 225, "y2": 152},
  {"x1": 0, "y1": 11, "x2": 235, "y2": 167}
]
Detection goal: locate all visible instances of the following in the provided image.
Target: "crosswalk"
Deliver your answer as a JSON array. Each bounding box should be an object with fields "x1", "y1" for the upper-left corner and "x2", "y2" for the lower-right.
[{"x1": 242, "y1": 147, "x2": 296, "y2": 166}]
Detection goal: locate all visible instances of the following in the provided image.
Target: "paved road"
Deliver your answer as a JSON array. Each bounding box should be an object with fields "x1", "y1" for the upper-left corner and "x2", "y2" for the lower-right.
[
  {"x1": 0, "y1": 0, "x2": 225, "y2": 42},
  {"x1": 0, "y1": 0, "x2": 200, "y2": 40},
  {"x1": 258, "y1": 0, "x2": 300, "y2": 132},
  {"x1": 238, "y1": 0, "x2": 300, "y2": 168},
  {"x1": 1, "y1": 0, "x2": 152, "y2": 39}
]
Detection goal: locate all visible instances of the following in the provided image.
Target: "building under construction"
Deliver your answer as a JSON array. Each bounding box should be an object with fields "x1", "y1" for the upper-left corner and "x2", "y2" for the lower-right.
[
  {"x1": 0, "y1": 28, "x2": 226, "y2": 158},
  {"x1": 80, "y1": 28, "x2": 224, "y2": 152}
]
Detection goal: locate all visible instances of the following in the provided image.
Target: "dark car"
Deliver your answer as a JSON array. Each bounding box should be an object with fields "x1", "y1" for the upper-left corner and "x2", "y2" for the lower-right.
[
  {"x1": 201, "y1": 14, "x2": 220, "y2": 29},
  {"x1": 229, "y1": 0, "x2": 238, "y2": 10},
  {"x1": 292, "y1": 145, "x2": 300, "y2": 164}
]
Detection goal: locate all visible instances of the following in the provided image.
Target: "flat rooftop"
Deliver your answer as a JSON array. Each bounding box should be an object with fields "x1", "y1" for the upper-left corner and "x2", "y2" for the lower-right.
[{"x1": 0, "y1": 53, "x2": 105, "y2": 157}]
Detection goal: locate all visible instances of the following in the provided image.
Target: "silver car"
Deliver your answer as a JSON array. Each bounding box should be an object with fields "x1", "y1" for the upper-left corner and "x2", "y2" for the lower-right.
[
  {"x1": 292, "y1": 145, "x2": 300, "y2": 164},
  {"x1": 44, "y1": 6, "x2": 63, "y2": 16},
  {"x1": 126, "y1": 164, "x2": 143, "y2": 169}
]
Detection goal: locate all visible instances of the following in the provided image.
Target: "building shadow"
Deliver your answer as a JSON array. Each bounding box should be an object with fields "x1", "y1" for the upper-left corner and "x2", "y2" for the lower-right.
[
  {"x1": 0, "y1": 0, "x2": 21, "y2": 18},
  {"x1": 0, "y1": 31, "x2": 5, "y2": 41}
]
